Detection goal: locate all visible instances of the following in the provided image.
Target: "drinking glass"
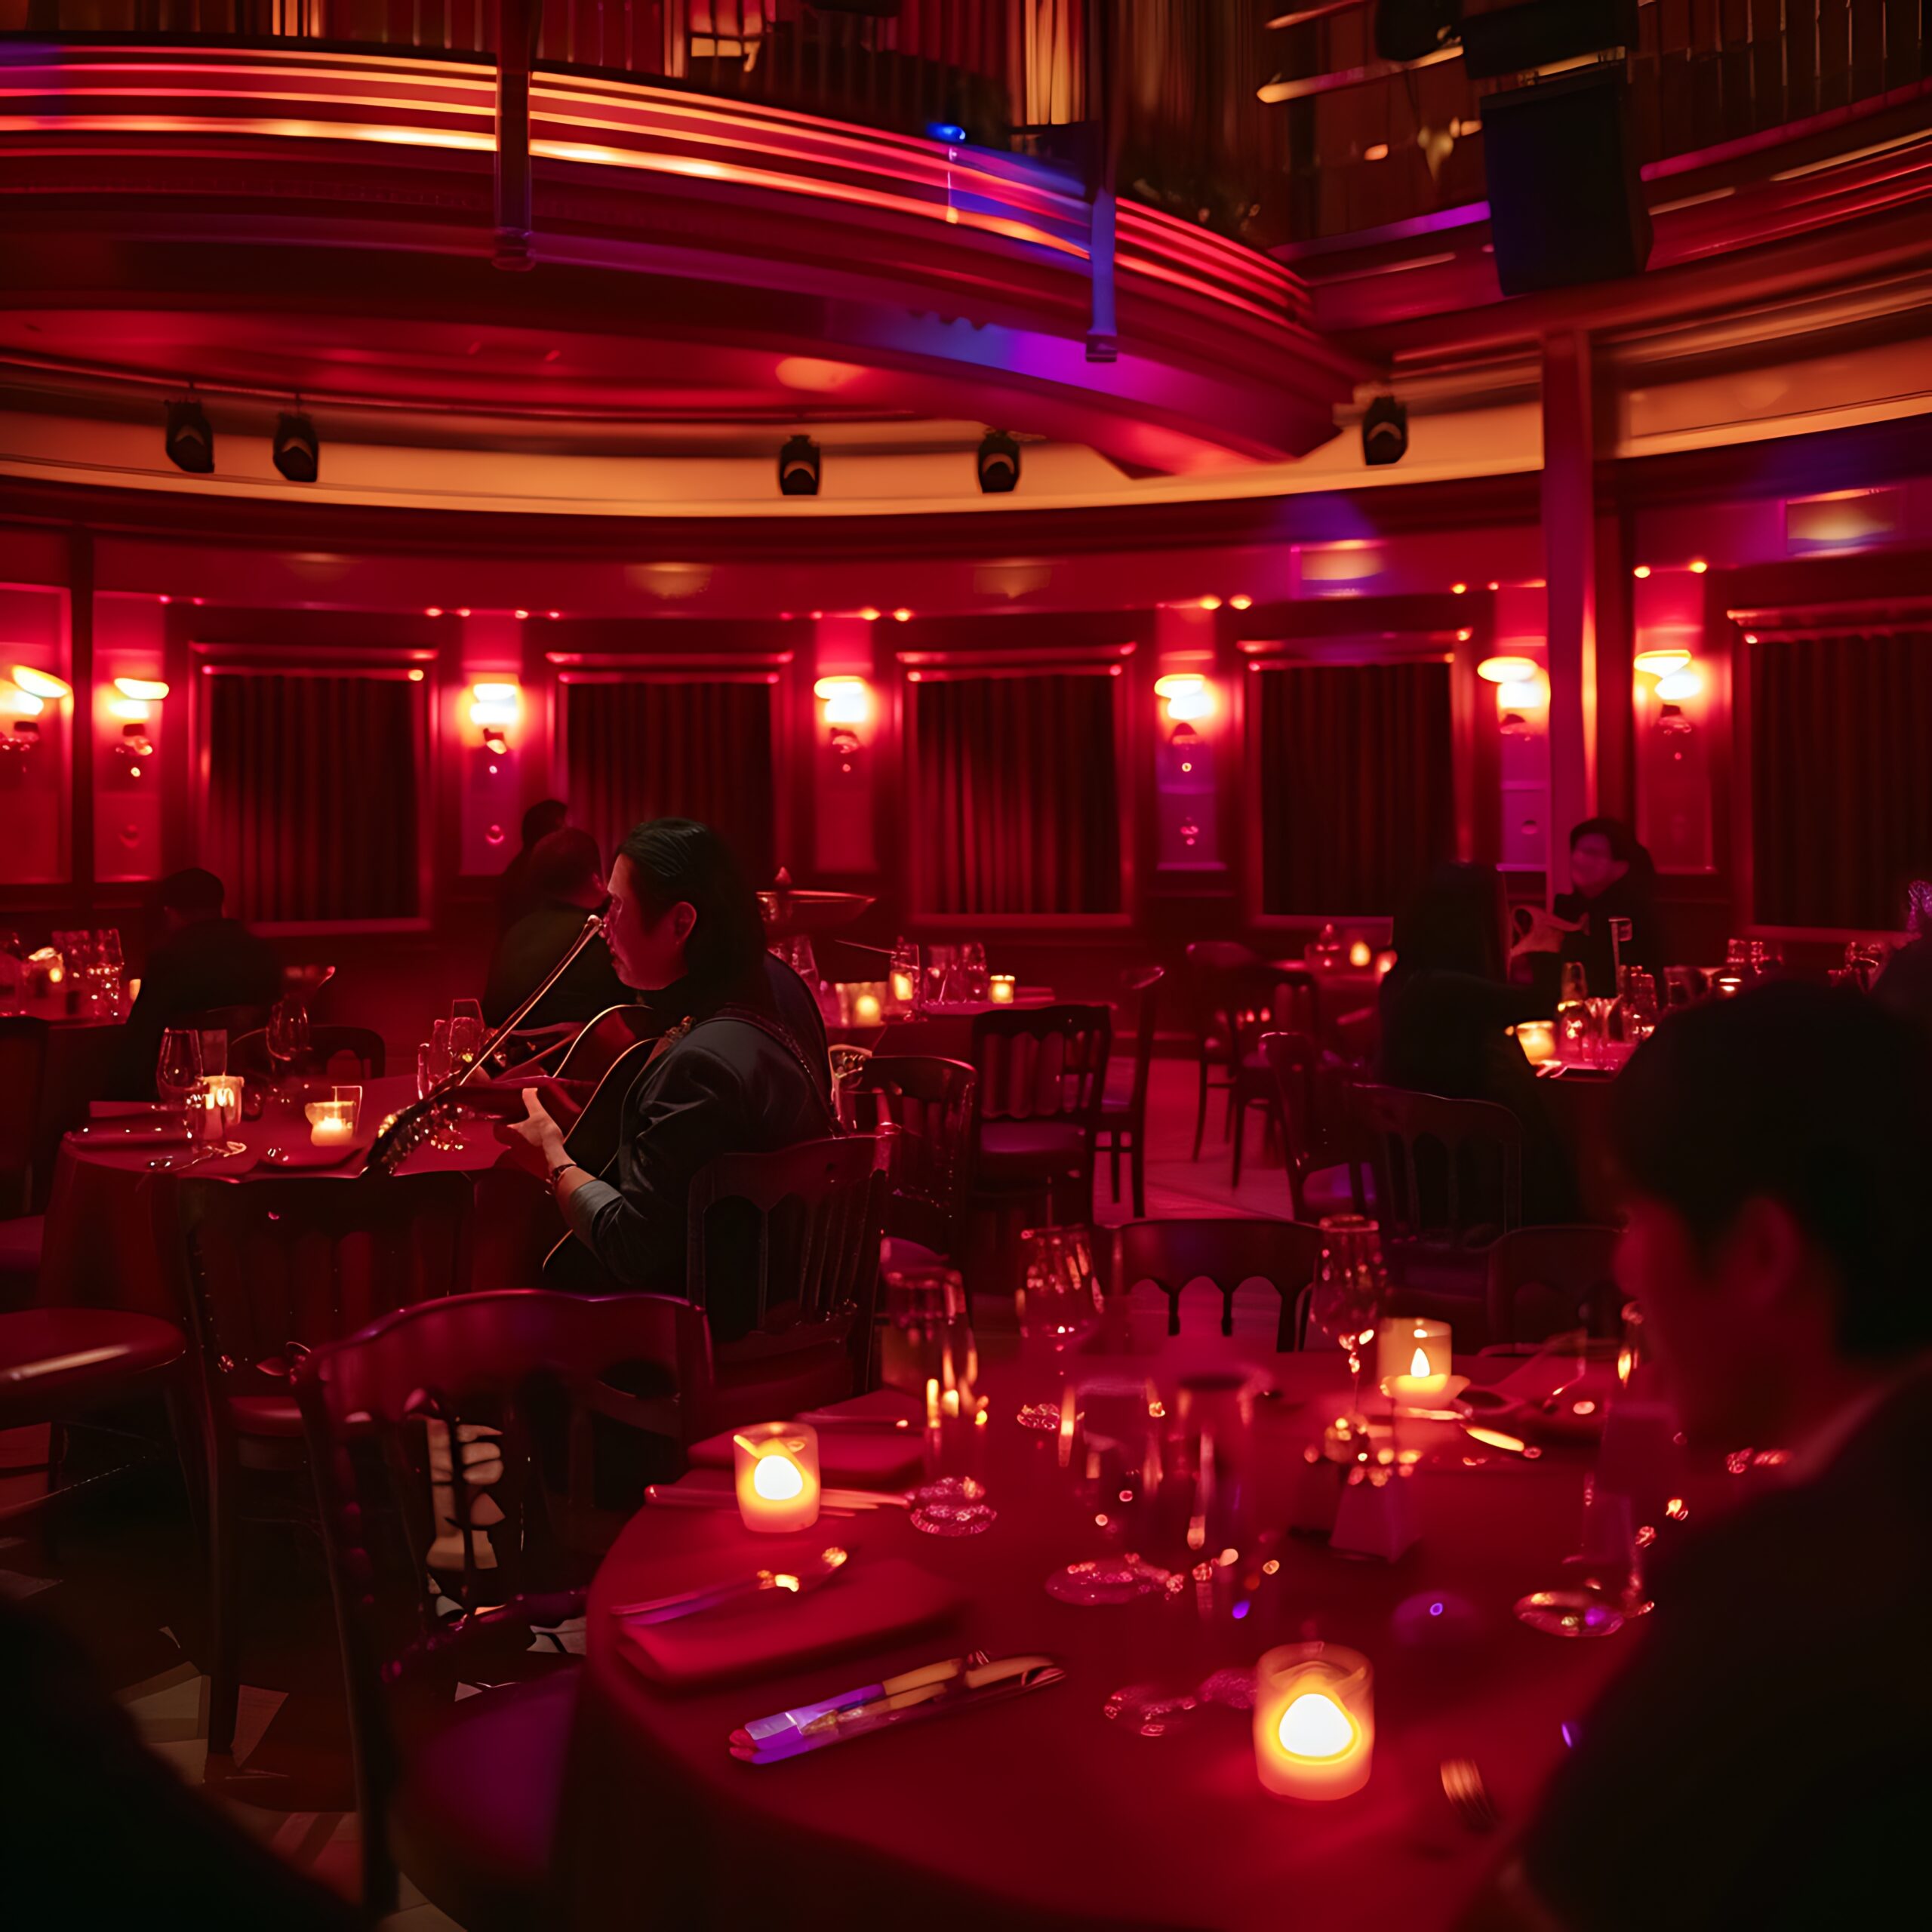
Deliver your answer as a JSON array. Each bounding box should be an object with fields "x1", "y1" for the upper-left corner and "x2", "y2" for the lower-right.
[
  {"x1": 155, "y1": 1029, "x2": 203, "y2": 1121},
  {"x1": 1014, "y1": 1226, "x2": 1103, "y2": 1428},
  {"x1": 880, "y1": 1263, "x2": 978, "y2": 1403},
  {"x1": 1663, "y1": 965, "x2": 1698, "y2": 1009},
  {"x1": 961, "y1": 941, "x2": 989, "y2": 1001},
  {"x1": 448, "y1": 998, "x2": 485, "y2": 1069},
  {"x1": 888, "y1": 940, "x2": 920, "y2": 1016},
  {"x1": 267, "y1": 997, "x2": 309, "y2": 1091},
  {"x1": 1616, "y1": 969, "x2": 1659, "y2": 1044},
  {"x1": 415, "y1": 1029, "x2": 466, "y2": 1152},
  {"x1": 196, "y1": 1028, "x2": 229, "y2": 1078},
  {"x1": 1514, "y1": 1480, "x2": 1651, "y2": 1638},
  {"x1": 1310, "y1": 1215, "x2": 1386, "y2": 1426},
  {"x1": 1047, "y1": 1376, "x2": 1167, "y2": 1606},
  {"x1": 192, "y1": 1076, "x2": 248, "y2": 1158},
  {"x1": 1558, "y1": 960, "x2": 1589, "y2": 1004}
]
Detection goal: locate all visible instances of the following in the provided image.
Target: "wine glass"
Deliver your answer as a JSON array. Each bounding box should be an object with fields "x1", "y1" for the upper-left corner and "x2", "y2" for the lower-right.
[
  {"x1": 155, "y1": 1029, "x2": 203, "y2": 1122},
  {"x1": 961, "y1": 941, "x2": 989, "y2": 1001},
  {"x1": 1310, "y1": 1215, "x2": 1386, "y2": 1427},
  {"x1": 1616, "y1": 969, "x2": 1659, "y2": 1045},
  {"x1": 1514, "y1": 1479, "x2": 1651, "y2": 1638},
  {"x1": 416, "y1": 1028, "x2": 467, "y2": 1153},
  {"x1": 448, "y1": 998, "x2": 485, "y2": 1069},
  {"x1": 1014, "y1": 1226, "x2": 1103, "y2": 1429},
  {"x1": 267, "y1": 997, "x2": 309, "y2": 1096}
]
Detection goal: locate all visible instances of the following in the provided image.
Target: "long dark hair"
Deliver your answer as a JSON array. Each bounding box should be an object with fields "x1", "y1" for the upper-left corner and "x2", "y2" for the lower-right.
[
  {"x1": 1389, "y1": 861, "x2": 1507, "y2": 982},
  {"x1": 617, "y1": 818, "x2": 768, "y2": 1009}
]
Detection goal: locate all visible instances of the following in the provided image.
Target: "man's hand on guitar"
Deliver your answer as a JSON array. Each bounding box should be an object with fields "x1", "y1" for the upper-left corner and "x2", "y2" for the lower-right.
[{"x1": 494, "y1": 1088, "x2": 568, "y2": 1179}]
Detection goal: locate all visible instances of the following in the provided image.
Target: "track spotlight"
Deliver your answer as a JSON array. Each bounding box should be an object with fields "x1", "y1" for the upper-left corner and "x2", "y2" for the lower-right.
[
  {"x1": 1361, "y1": 395, "x2": 1408, "y2": 467},
  {"x1": 778, "y1": 434, "x2": 821, "y2": 497},
  {"x1": 273, "y1": 411, "x2": 318, "y2": 483},
  {"x1": 976, "y1": 430, "x2": 1020, "y2": 494},
  {"x1": 165, "y1": 399, "x2": 214, "y2": 475}
]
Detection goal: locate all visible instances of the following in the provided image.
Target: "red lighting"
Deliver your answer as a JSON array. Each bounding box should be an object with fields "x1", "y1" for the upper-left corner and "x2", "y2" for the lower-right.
[
  {"x1": 514, "y1": 608, "x2": 530, "y2": 620},
  {"x1": 1451, "y1": 583, "x2": 1466, "y2": 595},
  {"x1": 425, "y1": 607, "x2": 443, "y2": 617}
]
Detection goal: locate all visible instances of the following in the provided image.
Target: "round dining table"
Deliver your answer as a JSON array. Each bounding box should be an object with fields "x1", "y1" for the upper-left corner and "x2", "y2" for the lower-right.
[
  {"x1": 561, "y1": 1331, "x2": 1629, "y2": 1930},
  {"x1": 33, "y1": 1073, "x2": 514, "y2": 1316}
]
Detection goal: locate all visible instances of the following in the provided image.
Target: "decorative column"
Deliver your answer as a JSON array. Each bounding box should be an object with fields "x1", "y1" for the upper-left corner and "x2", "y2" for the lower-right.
[{"x1": 1540, "y1": 330, "x2": 1598, "y2": 892}]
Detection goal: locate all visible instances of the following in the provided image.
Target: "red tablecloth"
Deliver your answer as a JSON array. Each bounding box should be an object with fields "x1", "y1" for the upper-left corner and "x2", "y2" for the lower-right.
[
  {"x1": 34, "y1": 1074, "x2": 518, "y2": 1315},
  {"x1": 561, "y1": 1339, "x2": 1625, "y2": 1930}
]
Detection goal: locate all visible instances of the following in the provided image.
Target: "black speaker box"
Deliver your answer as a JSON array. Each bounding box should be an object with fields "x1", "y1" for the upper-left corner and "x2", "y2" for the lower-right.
[{"x1": 1481, "y1": 64, "x2": 1652, "y2": 297}]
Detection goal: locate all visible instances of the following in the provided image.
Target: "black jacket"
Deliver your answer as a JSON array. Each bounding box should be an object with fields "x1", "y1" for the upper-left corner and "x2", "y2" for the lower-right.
[{"x1": 1552, "y1": 872, "x2": 1665, "y2": 997}]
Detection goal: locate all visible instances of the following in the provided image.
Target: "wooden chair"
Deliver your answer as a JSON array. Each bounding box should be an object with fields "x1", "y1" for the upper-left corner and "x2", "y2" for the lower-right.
[
  {"x1": 682, "y1": 1134, "x2": 888, "y2": 1435},
  {"x1": 1109, "y1": 1217, "x2": 1325, "y2": 1351},
  {"x1": 168, "y1": 1171, "x2": 475, "y2": 1759},
  {"x1": 1220, "y1": 962, "x2": 1320, "y2": 1186},
  {"x1": 1486, "y1": 1224, "x2": 1625, "y2": 1347},
  {"x1": 968, "y1": 1003, "x2": 1111, "y2": 1199},
  {"x1": 1183, "y1": 940, "x2": 1260, "y2": 1160},
  {"x1": 852, "y1": 1056, "x2": 977, "y2": 1264},
  {"x1": 1349, "y1": 1084, "x2": 1522, "y2": 1327},
  {"x1": 1260, "y1": 1029, "x2": 1369, "y2": 1223},
  {"x1": 1096, "y1": 965, "x2": 1164, "y2": 1217},
  {"x1": 296, "y1": 1289, "x2": 687, "y2": 1924}
]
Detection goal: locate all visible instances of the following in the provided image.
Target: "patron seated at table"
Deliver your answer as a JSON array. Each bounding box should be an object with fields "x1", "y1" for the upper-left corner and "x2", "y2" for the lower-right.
[
  {"x1": 503, "y1": 818, "x2": 832, "y2": 1326},
  {"x1": 496, "y1": 795, "x2": 569, "y2": 933},
  {"x1": 1380, "y1": 861, "x2": 1580, "y2": 1223},
  {"x1": 117, "y1": 867, "x2": 282, "y2": 1097},
  {"x1": 483, "y1": 828, "x2": 636, "y2": 1031},
  {"x1": 1465, "y1": 983, "x2": 1932, "y2": 1932},
  {"x1": 1553, "y1": 816, "x2": 1664, "y2": 996}
]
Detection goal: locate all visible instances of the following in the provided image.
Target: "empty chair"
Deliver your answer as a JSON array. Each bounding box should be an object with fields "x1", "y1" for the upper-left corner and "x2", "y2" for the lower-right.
[
  {"x1": 968, "y1": 1002, "x2": 1112, "y2": 1213},
  {"x1": 297, "y1": 1289, "x2": 691, "y2": 1926},
  {"x1": 852, "y1": 1055, "x2": 976, "y2": 1265},
  {"x1": 168, "y1": 1171, "x2": 475, "y2": 1758},
  {"x1": 1110, "y1": 1217, "x2": 1324, "y2": 1351},
  {"x1": 1486, "y1": 1223, "x2": 1625, "y2": 1347},
  {"x1": 1219, "y1": 962, "x2": 1320, "y2": 1186},
  {"x1": 1183, "y1": 940, "x2": 1260, "y2": 1160},
  {"x1": 1260, "y1": 1029, "x2": 1369, "y2": 1223},
  {"x1": 1096, "y1": 965, "x2": 1164, "y2": 1218}
]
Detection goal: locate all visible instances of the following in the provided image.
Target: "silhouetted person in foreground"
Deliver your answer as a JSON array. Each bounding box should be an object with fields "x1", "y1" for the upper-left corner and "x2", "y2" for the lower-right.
[
  {"x1": 496, "y1": 798, "x2": 569, "y2": 933},
  {"x1": 483, "y1": 829, "x2": 635, "y2": 1030},
  {"x1": 118, "y1": 867, "x2": 282, "y2": 1097},
  {"x1": 1463, "y1": 983, "x2": 1932, "y2": 1932}
]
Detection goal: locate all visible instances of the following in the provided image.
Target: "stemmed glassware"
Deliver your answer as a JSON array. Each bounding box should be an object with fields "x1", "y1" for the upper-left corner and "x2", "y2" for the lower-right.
[
  {"x1": 1014, "y1": 1225, "x2": 1103, "y2": 1429},
  {"x1": 415, "y1": 1023, "x2": 467, "y2": 1152},
  {"x1": 879, "y1": 1263, "x2": 995, "y2": 1537},
  {"x1": 448, "y1": 998, "x2": 485, "y2": 1072},
  {"x1": 267, "y1": 996, "x2": 310, "y2": 1098},
  {"x1": 155, "y1": 1029, "x2": 203, "y2": 1124},
  {"x1": 1514, "y1": 1477, "x2": 1652, "y2": 1638},
  {"x1": 1310, "y1": 1214, "x2": 1387, "y2": 1427}
]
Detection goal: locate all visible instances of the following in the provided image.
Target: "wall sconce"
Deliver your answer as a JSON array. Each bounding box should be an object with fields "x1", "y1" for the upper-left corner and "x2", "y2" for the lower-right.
[
  {"x1": 813, "y1": 675, "x2": 872, "y2": 774},
  {"x1": 1634, "y1": 651, "x2": 1700, "y2": 735},
  {"x1": 469, "y1": 680, "x2": 521, "y2": 755},
  {"x1": 109, "y1": 676, "x2": 168, "y2": 774},
  {"x1": 5, "y1": 665, "x2": 69, "y2": 753},
  {"x1": 1155, "y1": 674, "x2": 1217, "y2": 777},
  {"x1": 1477, "y1": 655, "x2": 1547, "y2": 734}
]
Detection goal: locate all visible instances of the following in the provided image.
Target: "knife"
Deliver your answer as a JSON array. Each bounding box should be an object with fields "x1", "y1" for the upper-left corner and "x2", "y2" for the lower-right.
[
  {"x1": 613, "y1": 1545, "x2": 850, "y2": 1624},
  {"x1": 731, "y1": 1651, "x2": 1065, "y2": 1762}
]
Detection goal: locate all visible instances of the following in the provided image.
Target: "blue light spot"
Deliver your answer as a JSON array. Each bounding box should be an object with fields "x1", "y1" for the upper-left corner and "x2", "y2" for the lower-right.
[
  {"x1": 928, "y1": 122, "x2": 968, "y2": 145},
  {"x1": 1231, "y1": 1599, "x2": 1251, "y2": 1620}
]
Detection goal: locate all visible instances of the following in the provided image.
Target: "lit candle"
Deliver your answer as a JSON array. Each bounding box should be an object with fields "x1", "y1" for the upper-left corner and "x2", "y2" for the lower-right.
[
  {"x1": 853, "y1": 989, "x2": 883, "y2": 1026},
  {"x1": 891, "y1": 968, "x2": 918, "y2": 1008},
  {"x1": 988, "y1": 974, "x2": 1017, "y2": 1005},
  {"x1": 1512, "y1": 1020, "x2": 1556, "y2": 1065},
  {"x1": 1348, "y1": 940, "x2": 1373, "y2": 969},
  {"x1": 1378, "y1": 1318, "x2": 1452, "y2": 1398},
  {"x1": 732, "y1": 1422, "x2": 821, "y2": 1534},
  {"x1": 1254, "y1": 1643, "x2": 1374, "y2": 1800},
  {"x1": 306, "y1": 1102, "x2": 356, "y2": 1147},
  {"x1": 195, "y1": 1075, "x2": 243, "y2": 1145}
]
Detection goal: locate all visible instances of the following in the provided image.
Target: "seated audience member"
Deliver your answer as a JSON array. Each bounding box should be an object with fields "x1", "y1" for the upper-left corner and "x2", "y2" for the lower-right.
[
  {"x1": 1380, "y1": 861, "x2": 1580, "y2": 1223},
  {"x1": 495, "y1": 796, "x2": 569, "y2": 933},
  {"x1": 1551, "y1": 815, "x2": 1665, "y2": 996},
  {"x1": 118, "y1": 867, "x2": 282, "y2": 1097},
  {"x1": 504, "y1": 818, "x2": 832, "y2": 1322},
  {"x1": 483, "y1": 828, "x2": 635, "y2": 1029},
  {"x1": 2, "y1": 1599, "x2": 364, "y2": 1928},
  {"x1": 1463, "y1": 983, "x2": 1932, "y2": 1932}
]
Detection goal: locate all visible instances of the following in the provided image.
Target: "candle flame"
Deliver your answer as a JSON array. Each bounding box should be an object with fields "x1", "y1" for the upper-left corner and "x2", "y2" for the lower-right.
[
  {"x1": 1409, "y1": 1347, "x2": 1432, "y2": 1379},
  {"x1": 751, "y1": 1453, "x2": 804, "y2": 1502},
  {"x1": 1278, "y1": 1691, "x2": 1355, "y2": 1760}
]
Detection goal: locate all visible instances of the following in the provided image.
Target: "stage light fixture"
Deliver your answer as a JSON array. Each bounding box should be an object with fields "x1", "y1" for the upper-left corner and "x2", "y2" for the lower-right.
[
  {"x1": 778, "y1": 435, "x2": 821, "y2": 497},
  {"x1": 274, "y1": 411, "x2": 318, "y2": 483},
  {"x1": 1361, "y1": 395, "x2": 1407, "y2": 467},
  {"x1": 165, "y1": 399, "x2": 214, "y2": 475},
  {"x1": 976, "y1": 431, "x2": 1021, "y2": 494}
]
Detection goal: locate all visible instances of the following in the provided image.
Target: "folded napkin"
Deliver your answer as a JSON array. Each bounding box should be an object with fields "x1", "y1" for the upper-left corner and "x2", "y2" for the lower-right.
[
  {"x1": 687, "y1": 1390, "x2": 925, "y2": 1489},
  {"x1": 614, "y1": 1554, "x2": 961, "y2": 1691},
  {"x1": 1463, "y1": 1356, "x2": 1619, "y2": 1442}
]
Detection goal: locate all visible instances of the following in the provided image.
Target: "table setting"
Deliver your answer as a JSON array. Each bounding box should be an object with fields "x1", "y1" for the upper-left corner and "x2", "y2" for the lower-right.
[{"x1": 558, "y1": 1221, "x2": 1686, "y2": 1930}]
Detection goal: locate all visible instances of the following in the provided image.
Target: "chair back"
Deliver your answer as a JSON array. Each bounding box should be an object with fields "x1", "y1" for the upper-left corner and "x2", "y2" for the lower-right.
[
  {"x1": 968, "y1": 1003, "x2": 1112, "y2": 1128},
  {"x1": 1350, "y1": 1083, "x2": 1523, "y2": 1247},
  {"x1": 1486, "y1": 1224, "x2": 1624, "y2": 1346},
  {"x1": 853, "y1": 1056, "x2": 976, "y2": 1257},
  {"x1": 230, "y1": 1023, "x2": 385, "y2": 1082},
  {"x1": 553, "y1": 1004, "x2": 657, "y2": 1084},
  {"x1": 1260, "y1": 1030, "x2": 1363, "y2": 1218},
  {"x1": 686, "y1": 1134, "x2": 887, "y2": 1429},
  {"x1": 1182, "y1": 941, "x2": 1260, "y2": 1050},
  {"x1": 0, "y1": 1018, "x2": 48, "y2": 1212},
  {"x1": 1216, "y1": 962, "x2": 1319, "y2": 1063},
  {"x1": 1115, "y1": 965, "x2": 1164, "y2": 1115},
  {"x1": 172, "y1": 1172, "x2": 474, "y2": 1460},
  {"x1": 1110, "y1": 1217, "x2": 1324, "y2": 1350},
  {"x1": 295, "y1": 1288, "x2": 689, "y2": 1909}
]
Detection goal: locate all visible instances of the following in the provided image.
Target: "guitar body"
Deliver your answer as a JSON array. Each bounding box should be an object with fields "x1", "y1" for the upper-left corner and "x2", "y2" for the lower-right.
[{"x1": 539, "y1": 1032, "x2": 662, "y2": 1289}]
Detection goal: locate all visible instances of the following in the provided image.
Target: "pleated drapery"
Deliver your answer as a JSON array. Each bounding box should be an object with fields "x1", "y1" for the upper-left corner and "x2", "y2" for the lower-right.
[
  {"x1": 1256, "y1": 660, "x2": 1455, "y2": 915},
  {"x1": 910, "y1": 672, "x2": 1121, "y2": 915},
  {"x1": 203, "y1": 672, "x2": 422, "y2": 923},
  {"x1": 565, "y1": 678, "x2": 777, "y2": 884},
  {"x1": 1750, "y1": 631, "x2": 1932, "y2": 931}
]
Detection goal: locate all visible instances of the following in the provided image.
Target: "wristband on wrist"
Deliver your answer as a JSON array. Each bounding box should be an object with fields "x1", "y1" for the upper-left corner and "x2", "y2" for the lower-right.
[{"x1": 547, "y1": 1158, "x2": 579, "y2": 1189}]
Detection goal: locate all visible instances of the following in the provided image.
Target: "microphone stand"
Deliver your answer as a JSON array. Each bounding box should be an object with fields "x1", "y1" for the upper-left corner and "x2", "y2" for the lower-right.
[{"x1": 362, "y1": 911, "x2": 607, "y2": 1176}]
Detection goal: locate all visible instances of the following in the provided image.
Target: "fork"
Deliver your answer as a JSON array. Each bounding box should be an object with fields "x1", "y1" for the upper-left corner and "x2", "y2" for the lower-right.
[{"x1": 1440, "y1": 1756, "x2": 1500, "y2": 1833}]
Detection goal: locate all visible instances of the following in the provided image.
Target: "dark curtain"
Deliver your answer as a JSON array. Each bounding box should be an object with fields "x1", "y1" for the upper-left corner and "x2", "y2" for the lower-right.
[
  {"x1": 204, "y1": 672, "x2": 420, "y2": 923},
  {"x1": 565, "y1": 680, "x2": 776, "y2": 883},
  {"x1": 912, "y1": 672, "x2": 1121, "y2": 915},
  {"x1": 1752, "y1": 631, "x2": 1932, "y2": 931},
  {"x1": 1257, "y1": 661, "x2": 1455, "y2": 915}
]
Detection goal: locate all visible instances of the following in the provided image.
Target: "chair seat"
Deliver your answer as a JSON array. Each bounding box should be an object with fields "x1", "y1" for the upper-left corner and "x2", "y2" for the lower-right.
[
  {"x1": 390, "y1": 1668, "x2": 580, "y2": 1932},
  {"x1": 975, "y1": 1121, "x2": 1089, "y2": 1188},
  {"x1": 0, "y1": 1306, "x2": 184, "y2": 1423},
  {"x1": 0, "y1": 1214, "x2": 45, "y2": 1302}
]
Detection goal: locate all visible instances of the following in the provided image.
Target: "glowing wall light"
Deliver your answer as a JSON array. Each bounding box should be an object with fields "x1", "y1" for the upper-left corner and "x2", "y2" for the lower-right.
[
  {"x1": 469, "y1": 679, "x2": 521, "y2": 754},
  {"x1": 1475, "y1": 656, "x2": 1538, "y2": 685},
  {"x1": 814, "y1": 675, "x2": 872, "y2": 774},
  {"x1": 10, "y1": 664, "x2": 71, "y2": 702},
  {"x1": 1632, "y1": 649, "x2": 1690, "y2": 678},
  {"x1": 1655, "y1": 668, "x2": 1702, "y2": 702},
  {"x1": 1155, "y1": 672, "x2": 1216, "y2": 726}
]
